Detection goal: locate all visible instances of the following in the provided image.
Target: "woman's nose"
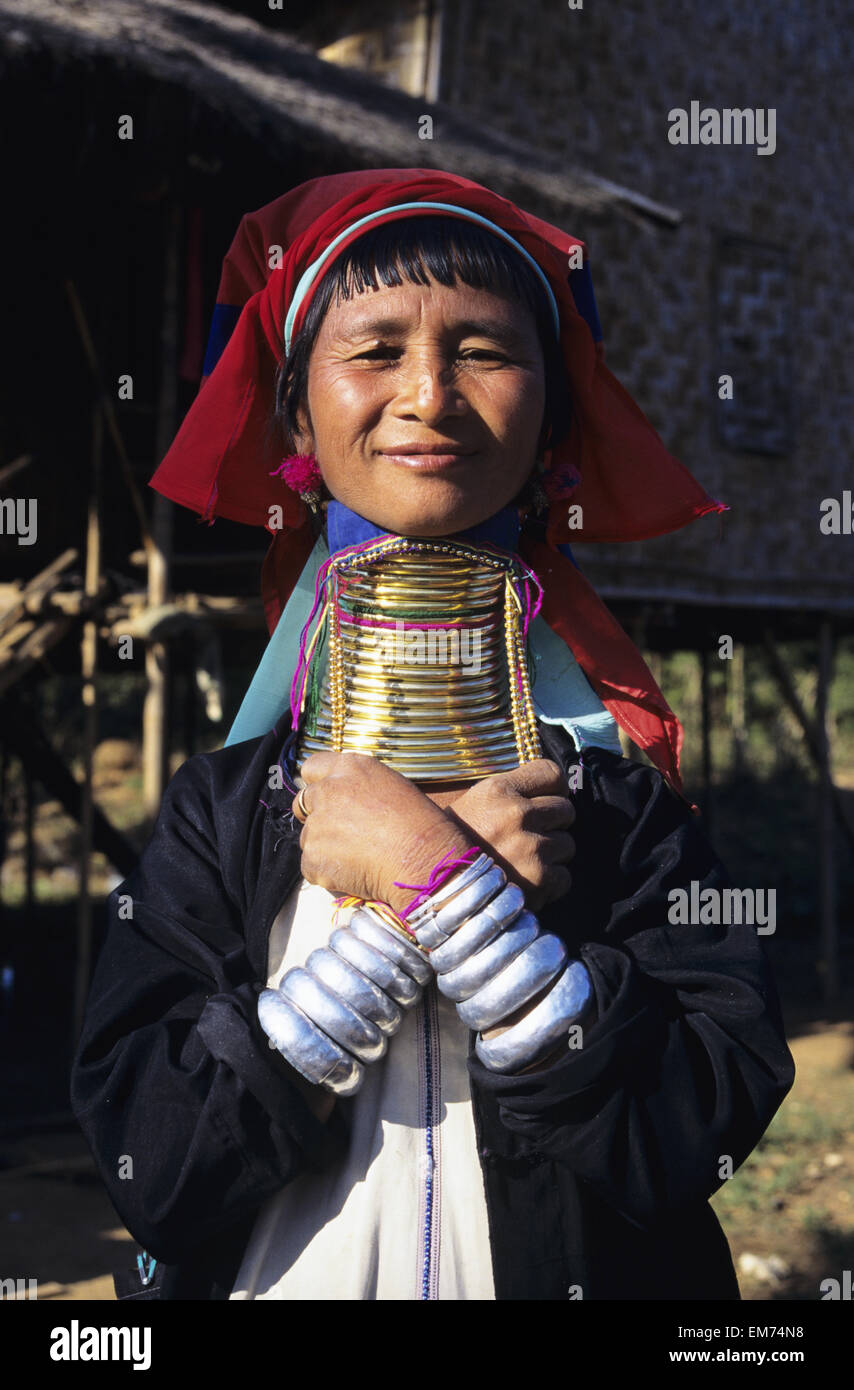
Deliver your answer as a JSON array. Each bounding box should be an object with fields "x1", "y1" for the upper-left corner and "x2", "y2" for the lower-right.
[{"x1": 395, "y1": 354, "x2": 466, "y2": 419}]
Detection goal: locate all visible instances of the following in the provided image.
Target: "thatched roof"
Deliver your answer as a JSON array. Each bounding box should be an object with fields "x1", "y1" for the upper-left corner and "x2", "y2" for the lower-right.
[{"x1": 0, "y1": 0, "x2": 680, "y2": 229}]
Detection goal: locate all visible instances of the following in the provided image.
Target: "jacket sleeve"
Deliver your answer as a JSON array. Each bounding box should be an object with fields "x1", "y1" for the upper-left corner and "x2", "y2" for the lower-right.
[
  {"x1": 467, "y1": 748, "x2": 795, "y2": 1230},
  {"x1": 70, "y1": 754, "x2": 347, "y2": 1264}
]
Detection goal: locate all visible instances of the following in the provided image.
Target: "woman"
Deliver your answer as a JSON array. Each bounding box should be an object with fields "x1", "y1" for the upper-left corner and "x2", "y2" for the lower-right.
[{"x1": 71, "y1": 168, "x2": 794, "y2": 1301}]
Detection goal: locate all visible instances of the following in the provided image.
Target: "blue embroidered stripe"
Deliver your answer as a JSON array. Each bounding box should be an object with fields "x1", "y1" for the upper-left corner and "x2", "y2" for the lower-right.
[
  {"x1": 419, "y1": 986, "x2": 443, "y2": 1300},
  {"x1": 420, "y1": 994, "x2": 435, "y2": 1299}
]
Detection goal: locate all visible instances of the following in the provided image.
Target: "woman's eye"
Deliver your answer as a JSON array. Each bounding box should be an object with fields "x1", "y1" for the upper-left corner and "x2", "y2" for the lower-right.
[{"x1": 353, "y1": 347, "x2": 506, "y2": 362}]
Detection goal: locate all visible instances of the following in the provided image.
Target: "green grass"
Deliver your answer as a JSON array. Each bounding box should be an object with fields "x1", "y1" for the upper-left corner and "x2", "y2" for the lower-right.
[{"x1": 711, "y1": 1060, "x2": 854, "y2": 1248}]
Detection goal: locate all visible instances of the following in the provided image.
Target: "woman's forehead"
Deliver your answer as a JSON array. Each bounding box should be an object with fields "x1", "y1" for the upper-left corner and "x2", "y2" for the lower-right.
[{"x1": 318, "y1": 277, "x2": 539, "y2": 343}]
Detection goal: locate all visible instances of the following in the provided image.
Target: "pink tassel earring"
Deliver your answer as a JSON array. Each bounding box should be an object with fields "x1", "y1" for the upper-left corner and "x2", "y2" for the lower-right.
[{"x1": 269, "y1": 454, "x2": 324, "y2": 512}]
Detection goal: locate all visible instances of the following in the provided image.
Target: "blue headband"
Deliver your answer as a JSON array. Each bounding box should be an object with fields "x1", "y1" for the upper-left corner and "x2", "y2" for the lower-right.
[{"x1": 283, "y1": 202, "x2": 562, "y2": 356}]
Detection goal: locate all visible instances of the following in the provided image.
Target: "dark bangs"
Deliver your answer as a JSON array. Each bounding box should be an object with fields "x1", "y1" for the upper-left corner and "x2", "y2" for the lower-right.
[{"x1": 274, "y1": 215, "x2": 572, "y2": 453}]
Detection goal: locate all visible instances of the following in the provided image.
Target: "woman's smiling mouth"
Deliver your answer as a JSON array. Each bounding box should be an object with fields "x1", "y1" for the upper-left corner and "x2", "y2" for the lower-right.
[{"x1": 380, "y1": 444, "x2": 477, "y2": 470}]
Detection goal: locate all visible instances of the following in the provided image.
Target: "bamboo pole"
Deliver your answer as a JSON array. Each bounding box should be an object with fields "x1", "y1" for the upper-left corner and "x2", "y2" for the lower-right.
[
  {"x1": 0, "y1": 549, "x2": 78, "y2": 641},
  {"x1": 143, "y1": 203, "x2": 180, "y2": 826},
  {"x1": 0, "y1": 618, "x2": 74, "y2": 697},
  {"x1": 422, "y1": 0, "x2": 445, "y2": 101},
  {"x1": 73, "y1": 405, "x2": 104, "y2": 1042}
]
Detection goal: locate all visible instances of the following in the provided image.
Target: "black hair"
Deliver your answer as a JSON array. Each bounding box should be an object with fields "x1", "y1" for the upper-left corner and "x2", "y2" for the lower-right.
[{"x1": 273, "y1": 215, "x2": 572, "y2": 467}]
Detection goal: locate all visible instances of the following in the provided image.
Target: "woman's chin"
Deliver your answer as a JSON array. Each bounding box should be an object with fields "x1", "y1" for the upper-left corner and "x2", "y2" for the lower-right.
[
  {"x1": 340, "y1": 495, "x2": 509, "y2": 539},
  {"x1": 372, "y1": 511, "x2": 499, "y2": 538}
]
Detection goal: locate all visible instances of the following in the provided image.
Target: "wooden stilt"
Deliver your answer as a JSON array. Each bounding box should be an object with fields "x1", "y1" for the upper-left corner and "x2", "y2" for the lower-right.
[
  {"x1": 143, "y1": 203, "x2": 180, "y2": 826},
  {"x1": 143, "y1": 505, "x2": 172, "y2": 824},
  {"x1": 817, "y1": 618, "x2": 838, "y2": 1004},
  {"x1": 73, "y1": 404, "x2": 103, "y2": 1043}
]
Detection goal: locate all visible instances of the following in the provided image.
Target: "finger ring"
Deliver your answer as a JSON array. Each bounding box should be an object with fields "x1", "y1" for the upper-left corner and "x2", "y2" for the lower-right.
[{"x1": 293, "y1": 787, "x2": 311, "y2": 822}]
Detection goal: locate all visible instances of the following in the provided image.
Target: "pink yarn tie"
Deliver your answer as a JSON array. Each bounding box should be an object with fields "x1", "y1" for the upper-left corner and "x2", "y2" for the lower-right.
[{"x1": 393, "y1": 845, "x2": 482, "y2": 919}]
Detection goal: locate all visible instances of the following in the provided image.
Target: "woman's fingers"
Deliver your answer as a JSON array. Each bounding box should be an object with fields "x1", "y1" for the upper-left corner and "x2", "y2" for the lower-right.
[
  {"x1": 520, "y1": 794, "x2": 576, "y2": 831},
  {"x1": 292, "y1": 753, "x2": 334, "y2": 821},
  {"x1": 531, "y1": 830, "x2": 576, "y2": 865},
  {"x1": 299, "y1": 750, "x2": 370, "y2": 784},
  {"x1": 294, "y1": 752, "x2": 383, "y2": 827},
  {"x1": 493, "y1": 758, "x2": 570, "y2": 799}
]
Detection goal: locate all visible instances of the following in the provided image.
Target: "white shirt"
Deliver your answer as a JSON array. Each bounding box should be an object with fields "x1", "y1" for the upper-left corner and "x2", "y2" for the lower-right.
[{"x1": 229, "y1": 877, "x2": 496, "y2": 1300}]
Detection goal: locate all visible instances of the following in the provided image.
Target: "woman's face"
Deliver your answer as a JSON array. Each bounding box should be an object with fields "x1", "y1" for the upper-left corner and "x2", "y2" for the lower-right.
[{"x1": 292, "y1": 275, "x2": 547, "y2": 535}]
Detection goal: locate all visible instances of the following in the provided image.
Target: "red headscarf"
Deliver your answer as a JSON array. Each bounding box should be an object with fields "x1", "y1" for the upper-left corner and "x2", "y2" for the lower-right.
[{"x1": 149, "y1": 168, "x2": 725, "y2": 795}]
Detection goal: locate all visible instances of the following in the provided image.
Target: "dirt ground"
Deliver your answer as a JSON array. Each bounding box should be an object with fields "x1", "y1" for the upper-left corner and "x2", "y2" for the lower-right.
[
  {"x1": 1, "y1": 1020, "x2": 851, "y2": 1302},
  {"x1": 0, "y1": 1123, "x2": 128, "y2": 1300},
  {"x1": 711, "y1": 1018, "x2": 854, "y2": 1301}
]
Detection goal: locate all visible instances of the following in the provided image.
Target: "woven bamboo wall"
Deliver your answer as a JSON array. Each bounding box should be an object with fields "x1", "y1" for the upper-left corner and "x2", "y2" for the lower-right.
[{"x1": 438, "y1": 0, "x2": 854, "y2": 614}]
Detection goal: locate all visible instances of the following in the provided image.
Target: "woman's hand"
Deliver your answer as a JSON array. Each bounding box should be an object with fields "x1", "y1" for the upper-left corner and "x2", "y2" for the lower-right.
[
  {"x1": 441, "y1": 760, "x2": 576, "y2": 912},
  {"x1": 297, "y1": 752, "x2": 477, "y2": 916}
]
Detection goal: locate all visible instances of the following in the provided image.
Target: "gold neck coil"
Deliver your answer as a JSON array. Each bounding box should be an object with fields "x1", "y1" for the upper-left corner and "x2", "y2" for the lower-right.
[{"x1": 295, "y1": 537, "x2": 542, "y2": 782}]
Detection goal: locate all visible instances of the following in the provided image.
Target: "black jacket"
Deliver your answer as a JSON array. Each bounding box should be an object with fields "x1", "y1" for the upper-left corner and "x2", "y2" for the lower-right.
[{"x1": 70, "y1": 719, "x2": 795, "y2": 1300}]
